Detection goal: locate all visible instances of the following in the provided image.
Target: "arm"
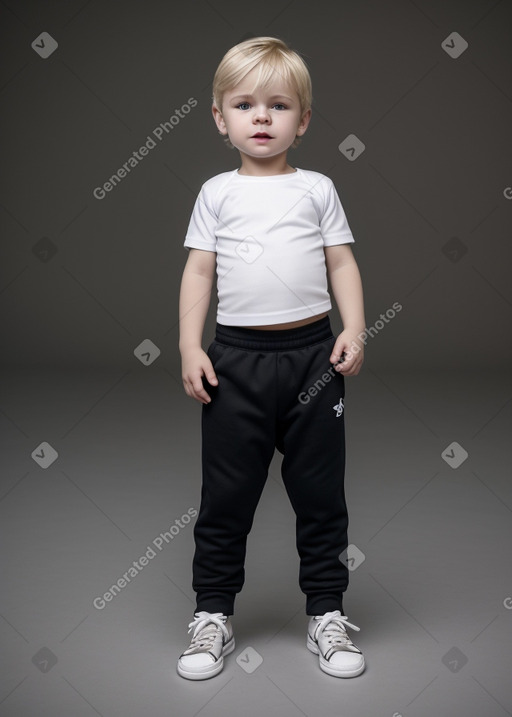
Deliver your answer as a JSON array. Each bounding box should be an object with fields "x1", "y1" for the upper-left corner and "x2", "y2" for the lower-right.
[
  {"x1": 178, "y1": 248, "x2": 218, "y2": 403},
  {"x1": 324, "y1": 244, "x2": 366, "y2": 376}
]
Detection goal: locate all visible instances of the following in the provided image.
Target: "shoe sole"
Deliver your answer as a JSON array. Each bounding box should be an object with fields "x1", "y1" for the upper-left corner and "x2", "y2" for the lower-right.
[
  {"x1": 306, "y1": 634, "x2": 365, "y2": 678},
  {"x1": 177, "y1": 636, "x2": 235, "y2": 680}
]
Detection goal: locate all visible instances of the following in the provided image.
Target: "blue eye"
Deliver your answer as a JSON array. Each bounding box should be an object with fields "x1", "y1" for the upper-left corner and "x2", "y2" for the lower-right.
[{"x1": 235, "y1": 102, "x2": 287, "y2": 110}]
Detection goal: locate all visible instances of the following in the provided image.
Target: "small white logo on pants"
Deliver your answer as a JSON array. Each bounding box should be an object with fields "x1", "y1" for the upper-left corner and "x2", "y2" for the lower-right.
[{"x1": 333, "y1": 398, "x2": 344, "y2": 417}]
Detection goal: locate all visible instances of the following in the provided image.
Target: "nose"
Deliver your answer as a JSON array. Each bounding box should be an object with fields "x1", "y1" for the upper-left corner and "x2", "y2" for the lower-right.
[{"x1": 253, "y1": 104, "x2": 270, "y2": 123}]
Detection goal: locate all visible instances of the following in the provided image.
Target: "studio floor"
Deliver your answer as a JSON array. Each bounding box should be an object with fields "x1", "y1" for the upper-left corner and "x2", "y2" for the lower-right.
[{"x1": 1, "y1": 366, "x2": 511, "y2": 717}]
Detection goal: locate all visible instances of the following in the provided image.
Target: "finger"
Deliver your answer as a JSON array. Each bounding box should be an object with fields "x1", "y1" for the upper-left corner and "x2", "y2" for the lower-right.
[
  {"x1": 333, "y1": 351, "x2": 349, "y2": 370},
  {"x1": 337, "y1": 352, "x2": 358, "y2": 373},
  {"x1": 337, "y1": 360, "x2": 351, "y2": 373},
  {"x1": 330, "y1": 345, "x2": 346, "y2": 363},
  {"x1": 204, "y1": 369, "x2": 218, "y2": 386},
  {"x1": 340, "y1": 356, "x2": 362, "y2": 376},
  {"x1": 191, "y1": 377, "x2": 212, "y2": 404}
]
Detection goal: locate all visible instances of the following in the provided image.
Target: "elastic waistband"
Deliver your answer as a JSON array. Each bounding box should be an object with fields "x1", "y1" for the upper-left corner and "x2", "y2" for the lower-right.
[{"x1": 214, "y1": 316, "x2": 333, "y2": 351}]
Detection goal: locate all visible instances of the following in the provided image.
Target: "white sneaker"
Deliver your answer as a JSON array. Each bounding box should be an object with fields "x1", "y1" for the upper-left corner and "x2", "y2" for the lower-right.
[
  {"x1": 177, "y1": 611, "x2": 235, "y2": 680},
  {"x1": 307, "y1": 610, "x2": 365, "y2": 678}
]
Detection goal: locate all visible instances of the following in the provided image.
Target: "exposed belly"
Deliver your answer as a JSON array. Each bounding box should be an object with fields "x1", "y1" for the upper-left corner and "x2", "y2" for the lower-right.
[{"x1": 242, "y1": 311, "x2": 328, "y2": 330}]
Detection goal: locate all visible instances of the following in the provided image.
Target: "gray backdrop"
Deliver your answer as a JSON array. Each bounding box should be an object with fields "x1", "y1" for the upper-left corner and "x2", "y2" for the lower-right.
[
  {"x1": 1, "y1": 0, "x2": 511, "y2": 370},
  {"x1": 1, "y1": 2, "x2": 511, "y2": 717}
]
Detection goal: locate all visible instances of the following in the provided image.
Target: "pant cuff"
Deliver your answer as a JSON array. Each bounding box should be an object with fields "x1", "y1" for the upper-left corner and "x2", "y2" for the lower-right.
[
  {"x1": 195, "y1": 594, "x2": 235, "y2": 617},
  {"x1": 306, "y1": 595, "x2": 344, "y2": 616}
]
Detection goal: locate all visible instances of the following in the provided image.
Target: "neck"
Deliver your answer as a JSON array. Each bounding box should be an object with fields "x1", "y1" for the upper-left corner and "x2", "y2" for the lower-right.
[{"x1": 237, "y1": 152, "x2": 295, "y2": 176}]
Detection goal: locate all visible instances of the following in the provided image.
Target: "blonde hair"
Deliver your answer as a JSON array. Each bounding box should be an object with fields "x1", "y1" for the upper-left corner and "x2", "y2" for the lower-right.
[{"x1": 212, "y1": 36, "x2": 313, "y2": 149}]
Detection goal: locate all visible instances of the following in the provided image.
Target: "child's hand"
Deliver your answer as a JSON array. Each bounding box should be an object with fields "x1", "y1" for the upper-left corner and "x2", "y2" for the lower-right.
[
  {"x1": 329, "y1": 330, "x2": 365, "y2": 376},
  {"x1": 181, "y1": 347, "x2": 218, "y2": 404}
]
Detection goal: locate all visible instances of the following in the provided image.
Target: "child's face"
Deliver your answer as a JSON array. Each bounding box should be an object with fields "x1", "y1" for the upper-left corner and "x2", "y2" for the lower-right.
[{"x1": 212, "y1": 67, "x2": 311, "y2": 162}]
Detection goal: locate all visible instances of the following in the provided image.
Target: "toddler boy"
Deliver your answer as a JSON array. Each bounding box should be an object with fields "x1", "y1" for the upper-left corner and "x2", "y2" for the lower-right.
[{"x1": 177, "y1": 36, "x2": 366, "y2": 680}]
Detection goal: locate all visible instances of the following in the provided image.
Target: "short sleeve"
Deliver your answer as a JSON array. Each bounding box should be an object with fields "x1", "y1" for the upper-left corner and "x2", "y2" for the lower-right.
[
  {"x1": 183, "y1": 184, "x2": 218, "y2": 252},
  {"x1": 320, "y1": 179, "x2": 355, "y2": 247}
]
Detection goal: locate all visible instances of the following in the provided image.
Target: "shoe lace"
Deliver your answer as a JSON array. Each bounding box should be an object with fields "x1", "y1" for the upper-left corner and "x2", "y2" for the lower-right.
[
  {"x1": 186, "y1": 611, "x2": 229, "y2": 651},
  {"x1": 315, "y1": 610, "x2": 360, "y2": 647}
]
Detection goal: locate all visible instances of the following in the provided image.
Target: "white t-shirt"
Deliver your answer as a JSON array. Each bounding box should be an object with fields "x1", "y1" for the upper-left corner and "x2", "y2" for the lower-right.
[{"x1": 183, "y1": 167, "x2": 355, "y2": 326}]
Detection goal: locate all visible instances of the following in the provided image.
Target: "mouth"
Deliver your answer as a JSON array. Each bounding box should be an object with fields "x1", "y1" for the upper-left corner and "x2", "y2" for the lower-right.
[{"x1": 251, "y1": 132, "x2": 273, "y2": 139}]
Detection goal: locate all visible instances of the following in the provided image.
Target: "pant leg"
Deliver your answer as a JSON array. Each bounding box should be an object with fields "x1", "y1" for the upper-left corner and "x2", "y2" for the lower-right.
[
  {"x1": 276, "y1": 335, "x2": 349, "y2": 616},
  {"x1": 192, "y1": 340, "x2": 277, "y2": 616}
]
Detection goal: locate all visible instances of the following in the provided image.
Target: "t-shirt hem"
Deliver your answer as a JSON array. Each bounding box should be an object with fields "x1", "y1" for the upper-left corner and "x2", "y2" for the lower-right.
[
  {"x1": 216, "y1": 300, "x2": 332, "y2": 327},
  {"x1": 323, "y1": 234, "x2": 355, "y2": 246},
  {"x1": 183, "y1": 240, "x2": 216, "y2": 252}
]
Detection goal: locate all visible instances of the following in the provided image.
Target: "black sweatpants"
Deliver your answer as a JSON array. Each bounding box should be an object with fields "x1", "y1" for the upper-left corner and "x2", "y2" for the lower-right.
[{"x1": 192, "y1": 315, "x2": 350, "y2": 617}]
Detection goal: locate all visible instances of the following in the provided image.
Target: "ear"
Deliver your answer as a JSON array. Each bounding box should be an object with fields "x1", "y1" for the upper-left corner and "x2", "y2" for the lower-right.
[
  {"x1": 212, "y1": 104, "x2": 227, "y2": 135},
  {"x1": 296, "y1": 108, "x2": 312, "y2": 136}
]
